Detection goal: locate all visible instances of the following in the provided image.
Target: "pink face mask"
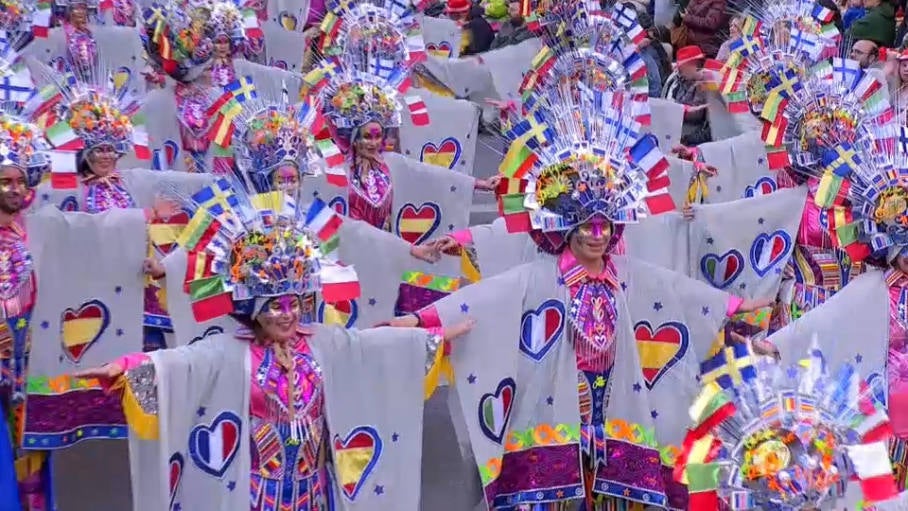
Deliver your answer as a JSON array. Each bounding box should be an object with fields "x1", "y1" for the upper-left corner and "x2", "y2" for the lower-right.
[
  {"x1": 260, "y1": 295, "x2": 301, "y2": 317},
  {"x1": 575, "y1": 218, "x2": 611, "y2": 239}
]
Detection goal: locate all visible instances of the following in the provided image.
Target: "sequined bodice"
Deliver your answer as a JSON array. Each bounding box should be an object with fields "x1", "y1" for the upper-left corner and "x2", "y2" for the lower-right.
[
  {"x1": 83, "y1": 176, "x2": 136, "y2": 213},
  {"x1": 348, "y1": 161, "x2": 392, "y2": 231},
  {"x1": 249, "y1": 337, "x2": 329, "y2": 511},
  {"x1": 209, "y1": 59, "x2": 236, "y2": 88},
  {"x1": 65, "y1": 24, "x2": 97, "y2": 73},
  {"x1": 176, "y1": 84, "x2": 213, "y2": 137}
]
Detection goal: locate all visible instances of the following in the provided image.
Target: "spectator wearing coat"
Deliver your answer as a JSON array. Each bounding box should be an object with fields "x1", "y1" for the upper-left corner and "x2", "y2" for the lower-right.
[
  {"x1": 849, "y1": 0, "x2": 897, "y2": 47},
  {"x1": 680, "y1": 0, "x2": 729, "y2": 57}
]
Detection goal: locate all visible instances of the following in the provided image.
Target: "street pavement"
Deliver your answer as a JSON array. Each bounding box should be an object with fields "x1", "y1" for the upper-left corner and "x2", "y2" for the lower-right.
[{"x1": 51, "y1": 134, "x2": 506, "y2": 511}]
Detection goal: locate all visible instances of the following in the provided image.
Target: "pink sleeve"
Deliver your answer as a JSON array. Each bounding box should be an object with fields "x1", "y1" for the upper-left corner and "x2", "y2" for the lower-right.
[
  {"x1": 725, "y1": 295, "x2": 744, "y2": 317},
  {"x1": 449, "y1": 228, "x2": 473, "y2": 245},
  {"x1": 100, "y1": 353, "x2": 151, "y2": 393},
  {"x1": 417, "y1": 305, "x2": 443, "y2": 329}
]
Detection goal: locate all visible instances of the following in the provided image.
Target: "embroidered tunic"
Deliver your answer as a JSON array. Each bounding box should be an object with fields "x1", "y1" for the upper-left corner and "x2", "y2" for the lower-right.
[
  {"x1": 776, "y1": 176, "x2": 863, "y2": 328},
  {"x1": 348, "y1": 160, "x2": 392, "y2": 232},
  {"x1": 116, "y1": 326, "x2": 443, "y2": 511}
]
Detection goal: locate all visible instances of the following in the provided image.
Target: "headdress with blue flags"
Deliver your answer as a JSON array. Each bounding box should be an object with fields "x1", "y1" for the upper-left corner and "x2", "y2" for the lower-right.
[
  {"x1": 675, "y1": 339, "x2": 900, "y2": 510},
  {"x1": 710, "y1": 0, "x2": 840, "y2": 118},
  {"x1": 174, "y1": 176, "x2": 358, "y2": 322},
  {"x1": 222, "y1": 78, "x2": 345, "y2": 194},
  {"x1": 302, "y1": 0, "x2": 429, "y2": 138},
  {"x1": 26, "y1": 52, "x2": 149, "y2": 159},
  {"x1": 495, "y1": 86, "x2": 675, "y2": 242},
  {"x1": 516, "y1": 0, "x2": 651, "y2": 125}
]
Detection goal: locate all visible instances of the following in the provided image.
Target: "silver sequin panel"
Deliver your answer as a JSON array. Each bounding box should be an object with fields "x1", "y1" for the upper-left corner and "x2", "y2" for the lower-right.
[{"x1": 126, "y1": 362, "x2": 159, "y2": 415}]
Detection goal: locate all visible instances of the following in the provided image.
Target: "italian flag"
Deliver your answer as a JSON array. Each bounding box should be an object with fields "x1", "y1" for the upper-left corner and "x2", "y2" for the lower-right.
[
  {"x1": 320, "y1": 264, "x2": 360, "y2": 303},
  {"x1": 316, "y1": 138, "x2": 347, "y2": 187},
  {"x1": 46, "y1": 122, "x2": 83, "y2": 151}
]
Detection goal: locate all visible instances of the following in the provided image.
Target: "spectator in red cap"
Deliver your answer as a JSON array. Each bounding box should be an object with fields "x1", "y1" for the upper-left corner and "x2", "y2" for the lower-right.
[
  {"x1": 662, "y1": 45, "x2": 711, "y2": 146},
  {"x1": 447, "y1": 0, "x2": 495, "y2": 55},
  {"x1": 679, "y1": 0, "x2": 728, "y2": 57}
]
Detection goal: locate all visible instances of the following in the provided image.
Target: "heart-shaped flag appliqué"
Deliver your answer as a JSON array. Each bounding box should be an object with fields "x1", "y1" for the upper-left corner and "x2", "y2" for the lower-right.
[
  {"x1": 395, "y1": 202, "x2": 441, "y2": 245},
  {"x1": 749, "y1": 230, "x2": 792, "y2": 277},
  {"x1": 519, "y1": 299, "x2": 565, "y2": 362},
  {"x1": 318, "y1": 299, "x2": 359, "y2": 328},
  {"x1": 189, "y1": 325, "x2": 225, "y2": 345},
  {"x1": 699, "y1": 249, "x2": 744, "y2": 289},
  {"x1": 59, "y1": 195, "x2": 79, "y2": 212},
  {"x1": 634, "y1": 320, "x2": 690, "y2": 390},
  {"x1": 60, "y1": 299, "x2": 111, "y2": 363},
  {"x1": 426, "y1": 41, "x2": 453, "y2": 57},
  {"x1": 163, "y1": 140, "x2": 179, "y2": 168},
  {"x1": 169, "y1": 452, "x2": 184, "y2": 510},
  {"x1": 150, "y1": 210, "x2": 190, "y2": 256},
  {"x1": 188, "y1": 410, "x2": 242, "y2": 479},
  {"x1": 278, "y1": 10, "x2": 298, "y2": 31},
  {"x1": 329, "y1": 196, "x2": 348, "y2": 216},
  {"x1": 333, "y1": 426, "x2": 383, "y2": 501},
  {"x1": 478, "y1": 377, "x2": 516, "y2": 444},
  {"x1": 743, "y1": 176, "x2": 777, "y2": 198},
  {"x1": 420, "y1": 137, "x2": 462, "y2": 169},
  {"x1": 866, "y1": 372, "x2": 887, "y2": 407}
]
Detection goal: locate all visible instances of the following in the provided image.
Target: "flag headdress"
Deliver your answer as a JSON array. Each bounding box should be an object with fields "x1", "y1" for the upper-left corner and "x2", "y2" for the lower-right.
[
  {"x1": 224, "y1": 79, "x2": 344, "y2": 193},
  {"x1": 517, "y1": 1, "x2": 650, "y2": 124},
  {"x1": 0, "y1": 103, "x2": 51, "y2": 185},
  {"x1": 712, "y1": 0, "x2": 840, "y2": 117},
  {"x1": 674, "y1": 340, "x2": 902, "y2": 510},
  {"x1": 303, "y1": 0, "x2": 429, "y2": 138},
  {"x1": 496, "y1": 88, "x2": 674, "y2": 243},
  {"x1": 755, "y1": 57, "x2": 898, "y2": 258},
  {"x1": 0, "y1": 1, "x2": 38, "y2": 36},
  {"x1": 27, "y1": 55, "x2": 148, "y2": 158},
  {"x1": 174, "y1": 176, "x2": 357, "y2": 321},
  {"x1": 141, "y1": 0, "x2": 258, "y2": 81}
]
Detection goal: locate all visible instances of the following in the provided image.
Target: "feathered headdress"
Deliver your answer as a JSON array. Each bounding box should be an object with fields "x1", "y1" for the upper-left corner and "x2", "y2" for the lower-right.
[
  {"x1": 174, "y1": 177, "x2": 358, "y2": 321},
  {"x1": 213, "y1": 78, "x2": 346, "y2": 193},
  {"x1": 495, "y1": 86, "x2": 675, "y2": 247},
  {"x1": 517, "y1": 1, "x2": 651, "y2": 124},
  {"x1": 754, "y1": 57, "x2": 897, "y2": 259},
  {"x1": 303, "y1": 0, "x2": 430, "y2": 139},
  {"x1": 140, "y1": 0, "x2": 259, "y2": 81},
  {"x1": 26, "y1": 56, "x2": 149, "y2": 159},
  {"x1": 709, "y1": 0, "x2": 840, "y2": 117},
  {"x1": 674, "y1": 340, "x2": 902, "y2": 510}
]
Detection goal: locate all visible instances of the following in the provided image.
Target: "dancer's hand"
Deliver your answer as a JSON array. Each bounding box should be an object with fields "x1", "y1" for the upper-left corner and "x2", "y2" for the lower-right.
[
  {"x1": 431, "y1": 236, "x2": 462, "y2": 255},
  {"x1": 474, "y1": 175, "x2": 501, "y2": 191},
  {"x1": 151, "y1": 196, "x2": 181, "y2": 220},
  {"x1": 682, "y1": 204, "x2": 695, "y2": 220},
  {"x1": 671, "y1": 144, "x2": 696, "y2": 161},
  {"x1": 443, "y1": 318, "x2": 476, "y2": 341},
  {"x1": 143, "y1": 258, "x2": 166, "y2": 279},
  {"x1": 410, "y1": 244, "x2": 441, "y2": 263},
  {"x1": 739, "y1": 296, "x2": 775, "y2": 312},
  {"x1": 694, "y1": 161, "x2": 718, "y2": 177},
  {"x1": 73, "y1": 362, "x2": 124, "y2": 381}
]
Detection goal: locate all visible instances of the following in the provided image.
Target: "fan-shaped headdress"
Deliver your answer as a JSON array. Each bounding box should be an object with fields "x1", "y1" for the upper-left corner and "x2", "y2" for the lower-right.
[
  {"x1": 27, "y1": 56, "x2": 149, "y2": 160},
  {"x1": 0, "y1": 104, "x2": 52, "y2": 185},
  {"x1": 516, "y1": 1, "x2": 651, "y2": 124},
  {"x1": 212, "y1": 78, "x2": 345, "y2": 193},
  {"x1": 303, "y1": 0, "x2": 430, "y2": 142},
  {"x1": 141, "y1": 0, "x2": 259, "y2": 81},
  {"x1": 495, "y1": 86, "x2": 675, "y2": 251},
  {"x1": 711, "y1": 0, "x2": 840, "y2": 117},
  {"x1": 675, "y1": 340, "x2": 903, "y2": 510},
  {"x1": 176, "y1": 177, "x2": 358, "y2": 321},
  {"x1": 755, "y1": 57, "x2": 897, "y2": 259}
]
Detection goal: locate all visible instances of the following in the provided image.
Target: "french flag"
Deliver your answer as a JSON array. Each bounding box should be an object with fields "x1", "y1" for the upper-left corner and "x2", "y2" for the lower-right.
[{"x1": 629, "y1": 134, "x2": 669, "y2": 179}]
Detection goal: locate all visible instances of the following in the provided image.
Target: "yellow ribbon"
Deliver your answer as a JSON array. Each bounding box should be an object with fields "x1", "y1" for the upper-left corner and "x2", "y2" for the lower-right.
[
  {"x1": 686, "y1": 170, "x2": 710, "y2": 205},
  {"x1": 114, "y1": 373, "x2": 160, "y2": 441},
  {"x1": 424, "y1": 341, "x2": 454, "y2": 400}
]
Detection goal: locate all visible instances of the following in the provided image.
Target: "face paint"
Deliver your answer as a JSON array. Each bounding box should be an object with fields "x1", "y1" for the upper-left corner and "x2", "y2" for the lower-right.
[
  {"x1": 575, "y1": 218, "x2": 611, "y2": 239},
  {"x1": 272, "y1": 165, "x2": 300, "y2": 192},
  {"x1": 262, "y1": 295, "x2": 301, "y2": 317}
]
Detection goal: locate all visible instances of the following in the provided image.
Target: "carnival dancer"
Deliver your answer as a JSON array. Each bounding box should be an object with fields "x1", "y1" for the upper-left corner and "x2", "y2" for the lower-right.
[
  {"x1": 763, "y1": 116, "x2": 908, "y2": 494},
  {"x1": 0, "y1": 108, "x2": 53, "y2": 511},
  {"x1": 674, "y1": 340, "x2": 907, "y2": 509},
  {"x1": 391, "y1": 86, "x2": 770, "y2": 510},
  {"x1": 303, "y1": 0, "x2": 498, "y2": 233},
  {"x1": 71, "y1": 177, "x2": 473, "y2": 511},
  {"x1": 158, "y1": 79, "x2": 452, "y2": 343},
  {"x1": 140, "y1": 0, "x2": 267, "y2": 173}
]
